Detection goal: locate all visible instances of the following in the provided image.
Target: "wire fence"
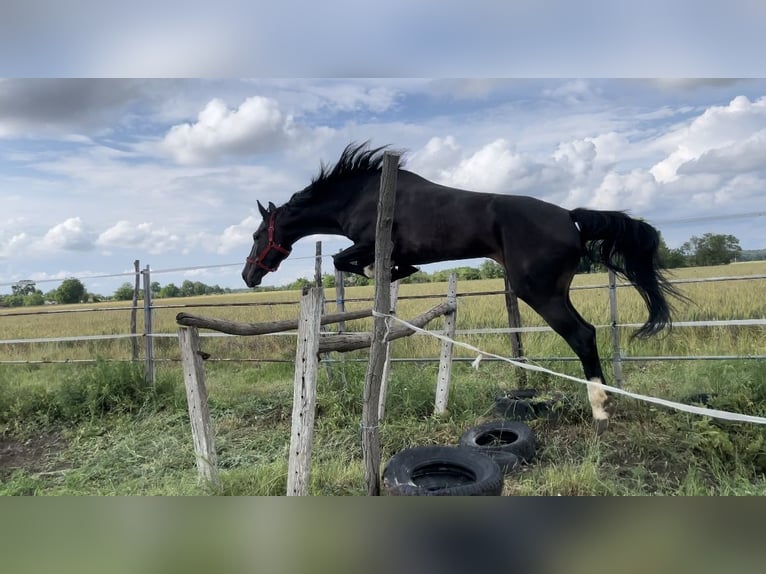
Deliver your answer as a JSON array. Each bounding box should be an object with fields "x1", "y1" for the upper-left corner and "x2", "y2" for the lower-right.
[{"x1": 1, "y1": 255, "x2": 764, "y2": 377}]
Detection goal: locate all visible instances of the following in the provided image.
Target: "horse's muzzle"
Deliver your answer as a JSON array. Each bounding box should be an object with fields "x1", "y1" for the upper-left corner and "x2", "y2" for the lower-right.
[{"x1": 242, "y1": 265, "x2": 263, "y2": 288}]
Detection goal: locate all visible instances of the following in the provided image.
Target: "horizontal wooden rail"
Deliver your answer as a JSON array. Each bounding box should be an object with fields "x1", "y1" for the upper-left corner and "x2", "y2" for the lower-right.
[
  {"x1": 175, "y1": 308, "x2": 372, "y2": 336},
  {"x1": 317, "y1": 301, "x2": 455, "y2": 353}
]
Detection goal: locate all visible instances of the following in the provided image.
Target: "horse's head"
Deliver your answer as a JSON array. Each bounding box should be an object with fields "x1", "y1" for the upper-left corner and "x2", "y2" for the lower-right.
[{"x1": 242, "y1": 200, "x2": 292, "y2": 288}]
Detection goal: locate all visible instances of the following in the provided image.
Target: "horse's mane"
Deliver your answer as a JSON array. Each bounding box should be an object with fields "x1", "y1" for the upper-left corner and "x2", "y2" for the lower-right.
[{"x1": 287, "y1": 141, "x2": 403, "y2": 207}]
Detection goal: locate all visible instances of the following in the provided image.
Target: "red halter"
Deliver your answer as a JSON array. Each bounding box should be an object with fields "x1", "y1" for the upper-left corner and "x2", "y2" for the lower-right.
[{"x1": 246, "y1": 211, "x2": 291, "y2": 272}]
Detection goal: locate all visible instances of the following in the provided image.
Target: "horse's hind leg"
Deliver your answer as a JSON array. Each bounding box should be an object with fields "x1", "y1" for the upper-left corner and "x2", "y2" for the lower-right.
[{"x1": 520, "y1": 291, "x2": 613, "y2": 434}]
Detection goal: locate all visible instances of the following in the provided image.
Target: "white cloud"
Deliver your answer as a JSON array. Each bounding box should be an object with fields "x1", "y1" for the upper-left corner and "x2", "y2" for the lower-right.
[
  {"x1": 678, "y1": 129, "x2": 766, "y2": 175},
  {"x1": 0, "y1": 232, "x2": 31, "y2": 258},
  {"x1": 553, "y1": 139, "x2": 596, "y2": 178},
  {"x1": 650, "y1": 95, "x2": 766, "y2": 183},
  {"x1": 214, "y1": 215, "x2": 260, "y2": 255},
  {"x1": 415, "y1": 139, "x2": 555, "y2": 195},
  {"x1": 40, "y1": 217, "x2": 96, "y2": 252},
  {"x1": 407, "y1": 136, "x2": 463, "y2": 180},
  {"x1": 97, "y1": 221, "x2": 181, "y2": 255},
  {"x1": 160, "y1": 96, "x2": 290, "y2": 164},
  {"x1": 449, "y1": 139, "x2": 529, "y2": 192},
  {"x1": 587, "y1": 169, "x2": 658, "y2": 211}
]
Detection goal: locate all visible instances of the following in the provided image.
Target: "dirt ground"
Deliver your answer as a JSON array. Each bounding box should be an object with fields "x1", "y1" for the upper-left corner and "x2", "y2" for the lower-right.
[{"x1": 0, "y1": 432, "x2": 66, "y2": 480}]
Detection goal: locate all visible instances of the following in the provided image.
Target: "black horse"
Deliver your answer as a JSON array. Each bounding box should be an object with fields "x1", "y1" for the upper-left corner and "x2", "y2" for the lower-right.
[{"x1": 243, "y1": 142, "x2": 681, "y2": 431}]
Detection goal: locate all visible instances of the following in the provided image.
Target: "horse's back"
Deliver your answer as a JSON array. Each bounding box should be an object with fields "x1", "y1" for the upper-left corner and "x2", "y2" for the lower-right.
[{"x1": 378, "y1": 171, "x2": 581, "y2": 265}]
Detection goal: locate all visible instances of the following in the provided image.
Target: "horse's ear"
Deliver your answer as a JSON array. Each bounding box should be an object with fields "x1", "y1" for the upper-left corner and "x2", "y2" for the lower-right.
[
  {"x1": 268, "y1": 201, "x2": 277, "y2": 212},
  {"x1": 257, "y1": 200, "x2": 269, "y2": 219}
]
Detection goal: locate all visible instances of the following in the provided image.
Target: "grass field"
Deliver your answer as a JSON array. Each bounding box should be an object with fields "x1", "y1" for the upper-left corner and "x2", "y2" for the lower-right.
[{"x1": 1, "y1": 261, "x2": 765, "y2": 495}]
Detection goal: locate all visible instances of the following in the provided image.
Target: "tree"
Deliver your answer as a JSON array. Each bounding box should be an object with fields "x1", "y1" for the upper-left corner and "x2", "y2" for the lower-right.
[
  {"x1": 25, "y1": 292, "x2": 45, "y2": 306},
  {"x1": 180, "y1": 280, "x2": 195, "y2": 297},
  {"x1": 114, "y1": 283, "x2": 135, "y2": 301},
  {"x1": 656, "y1": 232, "x2": 687, "y2": 269},
  {"x1": 160, "y1": 283, "x2": 181, "y2": 298},
  {"x1": 479, "y1": 260, "x2": 504, "y2": 279},
  {"x1": 289, "y1": 278, "x2": 313, "y2": 290},
  {"x1": 399, "y1": 270, "x2": 430, "y2": 284},
  {"x1": 55, "y1": 278, "x2": 87, "y2": 304},
  {"x1": 682, "y1": 233, "x2": 742, "y2": 266},
  {"x1": 12, "y1": 280, "x2": 37, "y2": 296},
  {"x1": 455, "y1": 266, "x2": 481, "y2": 281},
  {"x1": 322, "y1": 273, "x2": 336, "y2": 288}
]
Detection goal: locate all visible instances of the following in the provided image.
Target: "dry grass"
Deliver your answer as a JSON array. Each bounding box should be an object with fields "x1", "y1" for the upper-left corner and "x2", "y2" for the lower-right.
[
  {"x1": 1, "y1": 261, "x2": 764, "y2": 364},
  {"x1": 1, "y1": 261, "x2": 765, "y2": 495}
]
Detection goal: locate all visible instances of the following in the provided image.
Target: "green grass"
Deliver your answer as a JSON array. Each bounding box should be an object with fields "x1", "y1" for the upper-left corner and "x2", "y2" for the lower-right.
[
  {"x1": 1, "y1": 261, "x2": 765, "y2": 495},
  {"x1": 1, "y1": 358, "x2": 765, "y2": 495}
]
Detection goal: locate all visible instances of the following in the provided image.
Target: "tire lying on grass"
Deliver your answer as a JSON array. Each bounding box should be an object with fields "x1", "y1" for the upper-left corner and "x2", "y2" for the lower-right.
[
  {"x1": 459, "y1": 420, "x2": 536, "y2": 472},
  {"x1": 494, "y1": 389, "x2": 569, "y2": 421},
  {"x1": 383, "y1": 445, "x2": 504, "y2": 496}
]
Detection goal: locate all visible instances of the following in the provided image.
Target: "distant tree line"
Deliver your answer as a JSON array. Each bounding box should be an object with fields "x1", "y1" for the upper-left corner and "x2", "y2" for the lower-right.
[
  {"x1": 112, "y1": 279, "x2": 232, "y2": 300},
  {"x1": 0, "y1": 277, "x2": 100, "y2": 308},
  {"x1": 0, "y1": 232, "x2": 759, "y2": 308},
  {"x1": 0, "y1": 277, "x2": 233, "y2": 307},
  {"x1": 577, "y1": 232, "x2": 747, "y2": 273}
]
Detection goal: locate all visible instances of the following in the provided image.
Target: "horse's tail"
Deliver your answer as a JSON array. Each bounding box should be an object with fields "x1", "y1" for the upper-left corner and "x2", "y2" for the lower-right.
[{"x1": 570, "y1": 208, "x2": 685, "y2": 339}]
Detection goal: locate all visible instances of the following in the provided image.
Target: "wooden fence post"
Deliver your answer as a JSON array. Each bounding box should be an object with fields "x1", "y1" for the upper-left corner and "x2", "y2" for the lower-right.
[
  {"x1": 314, "y1": 241, "x2": 323, "y2": 287},
  {"x1": 608, "y1": 270, "x2": 624, "y2": 388},
  {"x1": 286, "y1": 286, "x2": 323, "y2": 496},
  {"x1": 377, "y1": 279, "x2": 400, "y2": 421},
  {"x1": 434, "y1": 272, "x2": 457, "y2": 415},
  {"x1": 142, "y1": 264, "x2": 155, "y2": 385},
  {"x1": 504, "y1": 274, "x2": 527, "y2": 386},
  {"x1": 316, "y1": 241, "x2": 334, "y2": 384},
  {"x1": 362, "y1": 151, "x2": 399, "y2": 496},
  {"x1": 178, "y1": 325, "x2": 221, "y2": 490},
  {"x1": 130, "y1": 259, "x2": 140, "y2": 361},
  {"x1": 334, "y1": 269, "x2": 346, "y2": 332}
]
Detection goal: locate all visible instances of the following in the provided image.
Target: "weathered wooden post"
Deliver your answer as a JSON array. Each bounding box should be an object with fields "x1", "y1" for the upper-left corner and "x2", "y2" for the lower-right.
[
  {"x1": 504, "y1": 274, "x2": 527, "y2": 386},
  {"x1": 377, "y1": 279, "x2": 400, "y2": 421},
  {"x1": 434, "y1": 272, "x2": 458, "y2": 415},
  {"x1": 286, "y1": 286, "x2": 323, "y2": 496},
  {"x1": 334, "y1": 269, "x2": 346, "y2": 332},
  {"x1": 178, "y1": 325, "x2": 221, "y2": 490},
  {"x1": 314, "y1": 241, "x2": 323, "y2": 287},
  {"x1": 142, "y1": 264, "x2": 155, "y2": 385},
  {"x1": 362, "y1": 151, "x2": 399, "y2": 496},
  {"x1": 608, "y1": 270, "x2": 624, "y2": 388}
]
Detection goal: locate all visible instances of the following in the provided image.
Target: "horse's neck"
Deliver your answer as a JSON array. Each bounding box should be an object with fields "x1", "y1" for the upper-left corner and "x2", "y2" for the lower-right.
[
  {"x1": 287, "y1": 204, "x2": 344, "y2": 242},
  {"x1": 286, "y1": 176, "x2": 372, "y2": 242}
]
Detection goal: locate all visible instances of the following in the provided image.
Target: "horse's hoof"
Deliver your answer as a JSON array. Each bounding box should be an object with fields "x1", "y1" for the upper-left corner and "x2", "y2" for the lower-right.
[{"x1": 594, "y1": 418, "x2": 610, "y2": 436}]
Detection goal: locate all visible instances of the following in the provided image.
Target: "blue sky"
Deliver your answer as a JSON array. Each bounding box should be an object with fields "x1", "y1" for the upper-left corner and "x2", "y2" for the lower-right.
[{"x1": 1, "y1": 78, "x2": 766, "y2": 296}]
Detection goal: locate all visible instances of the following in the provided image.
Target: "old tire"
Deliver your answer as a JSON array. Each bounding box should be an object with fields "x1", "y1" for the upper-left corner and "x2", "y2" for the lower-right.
[
  {"x1": 494, "y1": 389, "x2": 568, "y2": 421},
  {"x1": 383, "y1": 446, "x2": 504, "y2": 496},
  {"x1": 459, "y1": 420, "x2": 536, "y2": 464}
]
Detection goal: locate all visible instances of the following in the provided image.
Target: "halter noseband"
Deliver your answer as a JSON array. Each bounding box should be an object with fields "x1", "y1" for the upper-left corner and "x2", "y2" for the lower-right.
[{"x1": 246, "y1": 211, "x2": 291, "y2": 272}]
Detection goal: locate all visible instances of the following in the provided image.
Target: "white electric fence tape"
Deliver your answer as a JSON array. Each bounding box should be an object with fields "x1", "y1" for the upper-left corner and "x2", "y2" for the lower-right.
[{"x1": 372, "y1": 310, "x2": 766, "y2": 425}]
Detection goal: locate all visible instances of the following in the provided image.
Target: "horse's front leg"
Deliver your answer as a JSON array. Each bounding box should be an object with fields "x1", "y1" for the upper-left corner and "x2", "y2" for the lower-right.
[{"x1": 333, "y1": 243, "x2": 376, "y2": 278}]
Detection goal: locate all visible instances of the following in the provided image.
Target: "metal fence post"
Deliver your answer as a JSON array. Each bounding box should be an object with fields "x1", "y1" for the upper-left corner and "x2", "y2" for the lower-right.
[
  {"x1": 130, "y1": 259, "x2": 140, "y2": 361},
  {"x1": 142, "y1": 264, "x2": 155, "y2": 386},
  {"x1": 608, "y1": 270, "x2": 624, "y2": 388}
]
